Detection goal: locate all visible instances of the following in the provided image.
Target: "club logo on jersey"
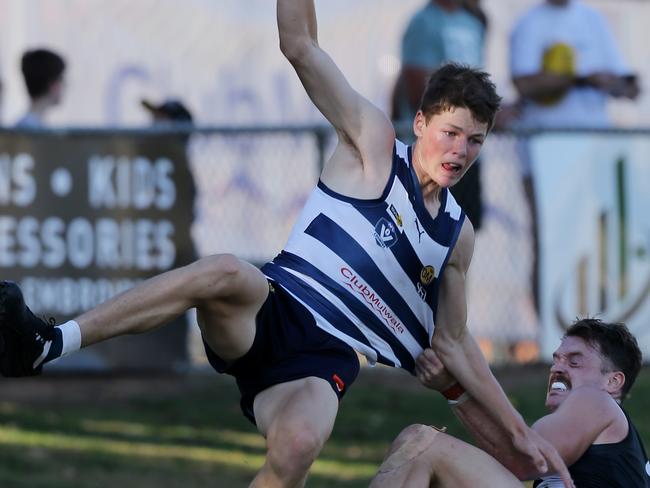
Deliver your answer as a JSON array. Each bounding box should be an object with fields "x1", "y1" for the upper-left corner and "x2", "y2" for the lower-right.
[
  {"x1": 389, "y1": 204, "x2": 403, "y2": 227},
  {"x1": 420, "y1": 265, "x2": 435, "y2": 286},
  {"x1": 374, "y1": 218, "x2": 398, "y2": 248}
]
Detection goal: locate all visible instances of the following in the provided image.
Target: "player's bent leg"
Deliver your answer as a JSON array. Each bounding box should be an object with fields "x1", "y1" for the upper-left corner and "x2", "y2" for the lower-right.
[
  {"x1": 193, "y1": 255, "x2": 270, "y2": 362},
  {"x1": 251, "y1": 377, "x2": 339, "y2": 488},
  {"x1": 77, "y1": 254, "x2": 266, "y2": 353},
  {"x1": 0, "y1": 254, "x2": 268, "y2": 376},
  {"x1": 370, "y1": 424, "x2": 523, "y2": 488}
]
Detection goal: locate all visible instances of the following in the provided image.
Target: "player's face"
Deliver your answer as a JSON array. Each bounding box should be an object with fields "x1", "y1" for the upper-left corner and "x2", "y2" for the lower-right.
[
  {"x1": 545, "y1": 336, "x2": 614, "y2": 411},
  {"x1": 412, "y1": 107, "x2": 487, "y2": 188}
]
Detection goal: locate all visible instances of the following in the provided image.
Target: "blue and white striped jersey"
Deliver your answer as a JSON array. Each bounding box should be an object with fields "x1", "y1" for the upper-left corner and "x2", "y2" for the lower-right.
[{"x1": 262, "y1": 139, "x2": 465, "y2": 374}]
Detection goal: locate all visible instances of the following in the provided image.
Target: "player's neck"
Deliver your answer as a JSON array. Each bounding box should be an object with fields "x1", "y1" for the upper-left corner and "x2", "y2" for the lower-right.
[{"x1": 412, "y1": 144, "x2": 442, "y2": 203}]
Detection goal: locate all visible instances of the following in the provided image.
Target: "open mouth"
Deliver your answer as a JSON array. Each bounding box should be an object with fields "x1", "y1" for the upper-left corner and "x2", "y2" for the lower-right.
[
  {"x1": 549, "y1": 376, "x2": 571, "y2": 393},
  {"x1": 441, "y1": 162, "x2": 462, "y2": 173}
]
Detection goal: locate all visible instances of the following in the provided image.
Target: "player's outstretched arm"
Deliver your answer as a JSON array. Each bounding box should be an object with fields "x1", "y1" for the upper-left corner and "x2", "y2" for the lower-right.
[
  {"x1": 429, "y1": 221, "x2": 575, "y2": 488},
  {"x1": 416, "y1": 349, "x2": 574, "y2": 484},
  {"x1": 276, "y1": 0, "x2": 394, "y2": 168}
]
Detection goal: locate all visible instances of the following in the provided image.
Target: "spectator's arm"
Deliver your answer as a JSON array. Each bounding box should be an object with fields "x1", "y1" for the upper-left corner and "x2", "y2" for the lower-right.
[
  {"x1": 586, "y1": 72, "x2": 641, "y2": 99},
  {"x1": 512, "y1": 73, "x2": 574, "y2": 103}
]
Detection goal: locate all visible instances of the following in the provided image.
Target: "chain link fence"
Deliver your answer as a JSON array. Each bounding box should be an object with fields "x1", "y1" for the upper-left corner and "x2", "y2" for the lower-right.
[{"x1": 3, "y1": 126, "x2": 647, "y2": 366}]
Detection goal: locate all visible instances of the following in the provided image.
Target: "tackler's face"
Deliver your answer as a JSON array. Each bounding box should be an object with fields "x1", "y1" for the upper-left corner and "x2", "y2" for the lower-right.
[
  {"x1": 412, "y1": 107, "x2": 487, "y2": 189},
  {"x1": 545, "y1": 336, "x2": 616, "y2": 411}
]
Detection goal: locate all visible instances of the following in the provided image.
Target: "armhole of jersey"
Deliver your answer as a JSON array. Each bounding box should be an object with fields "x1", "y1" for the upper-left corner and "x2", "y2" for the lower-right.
[
  {"x1": 438, "y1": 206, "x2": 466, "y2": 278},
  {"x1": 315, "y1": 142, "x2": 399, "y2": 206}
]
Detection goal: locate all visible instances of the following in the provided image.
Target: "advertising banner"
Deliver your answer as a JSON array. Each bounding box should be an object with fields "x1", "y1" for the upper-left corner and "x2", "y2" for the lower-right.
[
  {"x1": 0, "y1": 130, "x2": 196, "y2": 370},
  {"x1": 531, "y1": 133, "x2": 650, "y2": 358}
]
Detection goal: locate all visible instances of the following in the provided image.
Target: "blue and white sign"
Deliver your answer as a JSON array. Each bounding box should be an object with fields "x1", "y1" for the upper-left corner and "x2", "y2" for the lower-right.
[{"x1": 531, "y1": 132, "x2": 650, "y2": 357}]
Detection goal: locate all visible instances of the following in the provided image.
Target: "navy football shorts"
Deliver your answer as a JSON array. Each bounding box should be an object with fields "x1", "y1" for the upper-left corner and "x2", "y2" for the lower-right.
[{"x1": 203, "y1": 279, "x2": 360, "y2": 425}]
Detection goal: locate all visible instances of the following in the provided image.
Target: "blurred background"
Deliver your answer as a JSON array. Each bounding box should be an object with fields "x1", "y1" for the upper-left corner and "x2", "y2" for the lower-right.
[
  {"x1": 1, "y1": 0, "x2": 649, "y2": 126},
  {"x1": 0, "y1": 1, "x2": 648, "y2": 486}
]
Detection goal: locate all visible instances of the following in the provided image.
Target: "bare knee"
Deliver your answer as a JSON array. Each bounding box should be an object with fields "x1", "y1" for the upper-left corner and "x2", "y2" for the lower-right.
[
  {"x1": 389, "y1": 424, "x2": 439, "y2": 456},
  {"x1": 370, "y1": 425, "x2": 444, "y2": 488},
  {"x1": 376, "y1": 424, "x2": 441, "y2": 477},
  {"x1": 185, "y1": 254, "x2": 245, "y2": 302},
  {"x1": 266, "y1": 422, "x2": 327, "y2": 483}
]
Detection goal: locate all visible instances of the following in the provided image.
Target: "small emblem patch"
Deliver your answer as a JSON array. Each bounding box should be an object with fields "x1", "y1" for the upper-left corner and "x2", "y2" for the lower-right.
[
  {"x1": 420, "y1": 265, "x2": 435, "y2": 285},
  {"x1": 374, "y1": 218, "x2": 398, "y2": 248},
  {"x1": 389, "y1": 204, "x2": 403, "y2": 227}
]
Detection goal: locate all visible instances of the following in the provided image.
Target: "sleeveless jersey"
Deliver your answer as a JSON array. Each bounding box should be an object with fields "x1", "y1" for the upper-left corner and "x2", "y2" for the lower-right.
[
  {"x1": 534, "y1": 409, "x2": 650, "y2": 487},
  {"x1": 261, "y1": 139, "x2": 465, "y2": 373}
]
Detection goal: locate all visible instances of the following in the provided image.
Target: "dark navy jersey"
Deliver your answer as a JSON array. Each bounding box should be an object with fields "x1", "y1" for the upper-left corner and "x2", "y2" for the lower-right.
[{"x1": 534, "y1": 409, "x2": 650, "y2": 487}]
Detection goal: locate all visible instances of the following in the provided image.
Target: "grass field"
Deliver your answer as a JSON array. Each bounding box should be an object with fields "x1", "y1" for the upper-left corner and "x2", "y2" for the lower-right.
[{"x1": 1, "y1": 365, "x2": 648, "y2": 487}]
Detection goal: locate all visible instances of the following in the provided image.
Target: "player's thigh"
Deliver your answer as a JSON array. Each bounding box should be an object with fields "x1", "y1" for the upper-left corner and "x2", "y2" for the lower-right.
[
  {"x1": 195, "y1": 254, "x2": 270, "y2": 362},
  {"x1": 254, "y1": 376, "x2": 339, "y2": 447}
]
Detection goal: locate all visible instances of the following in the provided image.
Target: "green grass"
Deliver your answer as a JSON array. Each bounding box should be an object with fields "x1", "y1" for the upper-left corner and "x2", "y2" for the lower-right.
[{"x1": 0, "y1": 366, "x2": 648, "y2": 487}]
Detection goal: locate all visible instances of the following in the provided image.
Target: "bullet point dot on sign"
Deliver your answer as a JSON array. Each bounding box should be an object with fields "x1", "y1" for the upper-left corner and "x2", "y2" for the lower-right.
[{"x1": 51, "y1": 167, "x2": 72, "y2": 196}]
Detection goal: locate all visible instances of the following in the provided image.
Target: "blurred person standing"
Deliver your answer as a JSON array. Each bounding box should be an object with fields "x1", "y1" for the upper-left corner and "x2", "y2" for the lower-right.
[
  {"x1": 510, "y1": 0, "x2": 639, "y2": 130},
  {"x1": 392, "y1": 0, "x2": 488, "y2": 230},
  {"x1": 142, "y1": 97, "x2": 200, "y2": 361},
  {"x1": 509, "y1": 0, "x2": 640, "y2": 314},
  {"x1": 15, "y1": 48, "x2": 66, "y2": 128},
  {"x1": 140, "y1": 97, "x2": 197, "y2": 227}
]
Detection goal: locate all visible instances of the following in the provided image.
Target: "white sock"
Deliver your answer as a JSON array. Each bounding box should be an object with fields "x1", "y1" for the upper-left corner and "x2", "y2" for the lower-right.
[
  {"x1": 34, "y1": 319, "x2": 83, "y2": 369},
  {"x1": 57, "y1": 320, "x2": 82, "y2": 357}
]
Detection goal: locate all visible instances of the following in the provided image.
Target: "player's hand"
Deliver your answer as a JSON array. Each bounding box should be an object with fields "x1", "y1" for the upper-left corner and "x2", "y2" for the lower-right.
[
  {"x1": 415, "y1": 348, "x2": 456, "y2": 392},
  {"x1": 512, "y1": 426, "x2": 575, "y2": 488}
]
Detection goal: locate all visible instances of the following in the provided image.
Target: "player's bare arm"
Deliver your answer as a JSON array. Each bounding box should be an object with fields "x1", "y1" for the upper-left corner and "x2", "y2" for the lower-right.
[
  {"x1": 454, "y1": 387, "x2": 622, "y2": 482},
  {"x1": 277, "y1": 0, "x2": 394, "y2": 191},
  {"x1": 431, "y1": 220, "x2": 526, "y2": 436},
  {"x1": 430, "y1": 219, "x2": 573, "y2": 486},
  {"x1": 532, "y1": 387, "x2": 626, "y2": 467},
  {"x1": 416, "y1": 347, "x2": 573, "y2": 485}
]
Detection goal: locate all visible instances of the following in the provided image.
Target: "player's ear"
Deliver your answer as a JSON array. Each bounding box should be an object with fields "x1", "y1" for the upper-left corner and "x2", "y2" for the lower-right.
[
  {"x1": 413, "y1": 110, "x2": 426, "y2": 138},
  {"x1": 606, "y1": 371, "x2": 625, "y2": 398}
]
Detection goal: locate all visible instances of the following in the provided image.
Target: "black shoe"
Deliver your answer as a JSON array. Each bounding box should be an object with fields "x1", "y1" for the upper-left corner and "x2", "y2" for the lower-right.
[{"x1": 0, "y1": 281, "x2": 55, "y2": 377}]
